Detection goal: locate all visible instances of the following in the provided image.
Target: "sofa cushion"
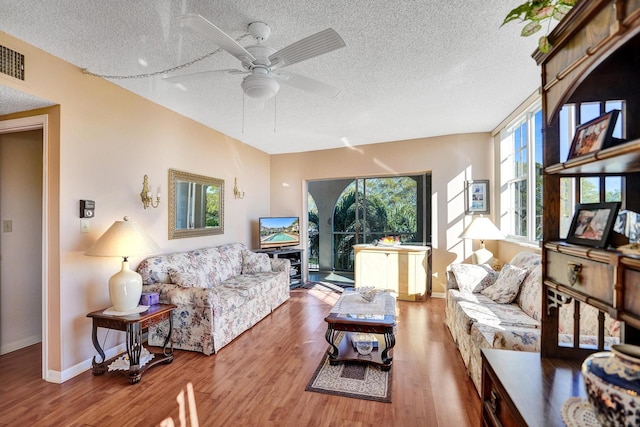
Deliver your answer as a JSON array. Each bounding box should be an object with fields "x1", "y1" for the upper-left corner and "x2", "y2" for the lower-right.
[
  {"x1": 242, "y1": 250, "x2": 272, "y2": 274},
  {"x1": 481, "y1": 263, "x2": 529, "y2": 303},
  {"x1": 217, "y1": 243, "x2": 246, "y2": 277},
  {"x1": 188, "y1": 247, "x2": 232, "y2": 286},
  {"x1": 448, "y1": 289, "x2": 540, "y2": 334},
  {"x1": 512, "y1": 252, "x2": 543, "y2": 320},
  {"x1": 450, "y1": 263, "x2": 499, "y2": 293},
  {"x1": 138, "y1": 252, "x2": 192, "y2": 285},
  {"x1": 167, "y1": 268, "x2": 208, "y2": 288}
]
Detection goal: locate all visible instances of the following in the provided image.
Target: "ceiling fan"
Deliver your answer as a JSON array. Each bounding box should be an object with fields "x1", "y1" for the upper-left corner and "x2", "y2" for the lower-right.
[{"x1": 163, "y1": 14, "x2": 346, "y2": 100}]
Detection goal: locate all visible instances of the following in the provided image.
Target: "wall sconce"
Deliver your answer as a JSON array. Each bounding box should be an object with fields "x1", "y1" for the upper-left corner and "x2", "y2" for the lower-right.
[
  {"x1": 233, "y1": 177, "x2": 245, "y2": 199},
  {"x1": 140, "y1": 175, "x2": 160, "y2": 209}
]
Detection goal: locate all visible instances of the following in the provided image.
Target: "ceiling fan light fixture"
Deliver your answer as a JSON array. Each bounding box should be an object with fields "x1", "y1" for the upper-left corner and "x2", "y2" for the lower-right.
[{"x1": 241, "y1": 73, "x2": 280, "y2": 99}]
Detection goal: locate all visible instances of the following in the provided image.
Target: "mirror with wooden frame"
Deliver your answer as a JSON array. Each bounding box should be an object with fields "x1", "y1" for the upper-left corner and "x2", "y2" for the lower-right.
[{"x1": 168, "y1": 169, "x2": 224, "y2": 239}]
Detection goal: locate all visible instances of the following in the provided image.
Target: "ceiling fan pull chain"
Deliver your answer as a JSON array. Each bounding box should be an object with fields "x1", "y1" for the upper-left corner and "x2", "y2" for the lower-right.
[{"x1": 82, "y1": 33, "x2": 250, "y2": 79}]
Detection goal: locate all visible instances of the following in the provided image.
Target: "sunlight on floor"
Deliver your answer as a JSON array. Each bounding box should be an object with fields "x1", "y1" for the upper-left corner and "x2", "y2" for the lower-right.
[{"x1": 305, "y1": 282, "x2": 343, "y2": 305}]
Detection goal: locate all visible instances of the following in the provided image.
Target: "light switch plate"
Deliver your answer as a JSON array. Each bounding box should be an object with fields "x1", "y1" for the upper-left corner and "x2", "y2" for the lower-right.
[
  {"x1": 80, "y1": 219, "x2": 89, "y2": 233},
  {"x1": 3, "y1": 220, "x2": 12, "y2": 233}
]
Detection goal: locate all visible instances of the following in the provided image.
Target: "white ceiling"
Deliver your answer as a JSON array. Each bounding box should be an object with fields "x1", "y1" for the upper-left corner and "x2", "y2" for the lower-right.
[{"x1": 0, "y1": 0, "x2": 542, "y2": 154}]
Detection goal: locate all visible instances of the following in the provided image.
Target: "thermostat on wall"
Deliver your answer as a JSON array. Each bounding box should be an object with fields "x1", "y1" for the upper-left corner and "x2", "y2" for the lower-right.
[{"x1": 80, "y1": 200, "x2": 95, "y2": 218}]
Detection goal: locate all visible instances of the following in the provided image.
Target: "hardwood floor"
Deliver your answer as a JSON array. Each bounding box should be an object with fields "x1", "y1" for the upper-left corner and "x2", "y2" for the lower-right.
[{"x1": 0, "y1": 288, "x2": 480, "y2": 426}]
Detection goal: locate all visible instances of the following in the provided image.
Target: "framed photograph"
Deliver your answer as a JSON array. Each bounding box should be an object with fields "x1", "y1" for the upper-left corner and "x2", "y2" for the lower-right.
[
  {"x1": 567, "y1": 110, "x2": 620, "y2": 161},
  {"x1": 465, "y1": 180, "x2": 490, "y2": 214},
  {"x1": 566, "y1": 202, "x2": 620, "y2": 248}
]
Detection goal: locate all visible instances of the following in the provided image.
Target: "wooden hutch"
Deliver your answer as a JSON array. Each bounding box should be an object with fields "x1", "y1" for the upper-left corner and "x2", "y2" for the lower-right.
[{"x1": 481, "y1": 1, "x2": 640, "y2": 425}]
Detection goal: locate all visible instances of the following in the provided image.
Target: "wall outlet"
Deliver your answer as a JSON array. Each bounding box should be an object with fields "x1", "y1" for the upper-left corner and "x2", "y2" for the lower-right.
[{"x1": 3, "y1": 220, "x2": 12, "y2": 233}]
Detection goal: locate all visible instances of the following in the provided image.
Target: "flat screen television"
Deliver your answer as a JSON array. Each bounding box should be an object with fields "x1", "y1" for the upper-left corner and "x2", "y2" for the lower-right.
[{"x1": 259, "y1": 216, "x2": 300, "y2": 250}]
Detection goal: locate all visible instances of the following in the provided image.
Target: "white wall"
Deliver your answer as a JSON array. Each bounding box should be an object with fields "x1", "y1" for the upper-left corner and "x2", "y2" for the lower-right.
[{"x1": 0, "y1": 129, "x2": 42, "y2": 353}]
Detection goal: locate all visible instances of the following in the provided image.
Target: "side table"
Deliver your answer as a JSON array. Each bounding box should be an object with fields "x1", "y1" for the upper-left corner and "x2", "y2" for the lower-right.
[{"x1": 87, "y1": 303, "x2": 176, "y2": 384}]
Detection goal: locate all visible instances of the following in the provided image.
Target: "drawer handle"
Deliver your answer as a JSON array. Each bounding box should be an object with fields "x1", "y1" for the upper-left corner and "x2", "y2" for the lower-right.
[{"x1": 568, "y1": 262, "x2": 582, "y2": 286}]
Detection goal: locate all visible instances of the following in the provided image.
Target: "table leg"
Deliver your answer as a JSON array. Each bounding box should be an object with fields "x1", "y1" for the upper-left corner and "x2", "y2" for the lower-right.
[
  {"x1": 162, "y1": 310, "x2": 174, "y2": 358},
  {"x1": 126, "y1": 323, "x2": 143, "y2": 384},
  {"x1": 325, "y1": 326, "x2": 339, "y2": 364},
  {"x1": 381, "y1": 327, "x2": 395, "y2": 371},
  {"x1": 90, "y1": 321, "x2": 107, "y2": 375}
]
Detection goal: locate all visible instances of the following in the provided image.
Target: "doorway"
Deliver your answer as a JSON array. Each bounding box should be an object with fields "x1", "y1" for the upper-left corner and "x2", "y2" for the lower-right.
[
  {"x1": 0, "y1": 115, "x2": 48, "y2": 380},
  {"x1": 307, "y1": 173, "x2": 432, "y2": 284}
]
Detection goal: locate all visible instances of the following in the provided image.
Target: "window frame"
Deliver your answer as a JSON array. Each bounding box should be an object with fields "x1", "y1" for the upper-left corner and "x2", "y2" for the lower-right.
[{"x1": 497, "y1": 98, "x2": 542, "y2": 243}]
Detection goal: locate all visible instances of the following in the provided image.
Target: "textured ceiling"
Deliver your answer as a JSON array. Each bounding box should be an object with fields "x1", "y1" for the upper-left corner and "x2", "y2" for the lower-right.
[{"x1": 0, "y1": 0, "x2": 542, "y2": 154}]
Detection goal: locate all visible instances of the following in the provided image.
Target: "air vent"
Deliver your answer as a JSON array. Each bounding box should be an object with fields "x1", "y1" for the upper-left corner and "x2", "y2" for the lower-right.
[{"x1": 0, "y1": 45, "x2": 25, "y2": 80}]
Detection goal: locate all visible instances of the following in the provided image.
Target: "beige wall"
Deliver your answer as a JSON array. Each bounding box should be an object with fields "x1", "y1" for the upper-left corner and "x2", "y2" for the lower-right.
[
  {"x1": 0, "y1": 31, "x2": 271, "y2": 379},
  {"x1": 270, "y1": 133, "x2": 497, "y2": 295}
]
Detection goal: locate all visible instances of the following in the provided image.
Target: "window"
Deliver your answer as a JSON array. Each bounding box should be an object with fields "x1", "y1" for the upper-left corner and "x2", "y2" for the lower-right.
[{"x1": 499, "y1": 100, "x2": 543, "y2": 242}]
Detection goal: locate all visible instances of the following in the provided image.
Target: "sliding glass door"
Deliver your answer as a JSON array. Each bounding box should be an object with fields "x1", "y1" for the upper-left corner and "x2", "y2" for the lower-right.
[{"x1": 331, "y1": 174, "x2": 431, "y2": 272}]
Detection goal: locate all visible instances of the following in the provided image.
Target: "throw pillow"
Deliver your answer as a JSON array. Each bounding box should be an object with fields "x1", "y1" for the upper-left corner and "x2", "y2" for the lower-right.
[
  {"x1": 450, "y1": 263, "x2": 499, "y2": 293},
  {"x1": 242, "y1": 250, "x2": 272, "y2": 274},
  {"x1": 481, "y1": 263, "x2": 529, "y2": 304},
  {"x1": 167, "y1": 268, "x2": 208, "y2": 288}
]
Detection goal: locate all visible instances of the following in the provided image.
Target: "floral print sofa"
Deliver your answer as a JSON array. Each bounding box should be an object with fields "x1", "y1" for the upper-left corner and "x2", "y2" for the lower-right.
[
  {"x1": 137, "y1": 243, "x2": 290, "y2": 355},
  {"x1": 445, "y1": 251, "x2": 619, "y2": 394}
]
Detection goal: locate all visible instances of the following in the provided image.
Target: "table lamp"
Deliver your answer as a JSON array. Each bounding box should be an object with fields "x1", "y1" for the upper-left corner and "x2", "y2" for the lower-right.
[
  {"x1": 459, "y1": 216, "x2": 505, "y2": 265},
  {"x1": 85, "y1": 216, "x2": 160, "y2": 312}
]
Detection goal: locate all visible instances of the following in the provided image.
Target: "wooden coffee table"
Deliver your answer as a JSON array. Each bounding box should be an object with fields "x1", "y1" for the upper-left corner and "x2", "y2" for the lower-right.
[{"x1": 324, "y1": 291, "x2": 396, "y2": 371}]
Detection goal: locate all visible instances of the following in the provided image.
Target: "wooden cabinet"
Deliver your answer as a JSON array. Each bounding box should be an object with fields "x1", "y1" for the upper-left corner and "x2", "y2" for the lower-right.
[
  {"x1": 353, "y1": 244, "x2": 431, "y2": 301},
  {"x1": 482, "y1": 1, "x2": 640, "y2": 425},
  {"x1": 481, "y1": 350, "x2": 585, "y2": 427}
]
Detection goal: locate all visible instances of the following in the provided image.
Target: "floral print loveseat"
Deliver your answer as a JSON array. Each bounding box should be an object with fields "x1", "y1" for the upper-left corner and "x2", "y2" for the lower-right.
[
  {"x1": 445, "y1": 251, "x2": 619, "y2": 394},
  {"x1": 137, "y1": 243, "x2": 290, "y2": 355}
]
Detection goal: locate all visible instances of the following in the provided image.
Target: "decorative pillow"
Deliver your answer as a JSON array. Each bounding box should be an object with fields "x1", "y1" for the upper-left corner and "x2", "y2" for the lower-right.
[
  {"x1": 450, "y1": 263, "x2": 499, "y2": 293},
  {"x1": 167, "y1": 268, "x2": 208, "y2": 288},
  {"x1": 242, "y1": 250, "x2": 272, "y2": 274},
  {"x1": 481, "y1": 263, "x2": 529, "y2": 304}
]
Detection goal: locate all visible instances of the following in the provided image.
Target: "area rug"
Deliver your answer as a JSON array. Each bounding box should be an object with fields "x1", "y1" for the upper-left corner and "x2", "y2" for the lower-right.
[{"x1": 305, "y1": 352, "x2": 392, "y2": 403}]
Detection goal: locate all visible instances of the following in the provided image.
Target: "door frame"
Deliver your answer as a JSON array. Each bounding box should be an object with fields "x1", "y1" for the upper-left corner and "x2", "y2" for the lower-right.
[{"x1": 0, "y1": 115, "x2": 49, "y2": 380}]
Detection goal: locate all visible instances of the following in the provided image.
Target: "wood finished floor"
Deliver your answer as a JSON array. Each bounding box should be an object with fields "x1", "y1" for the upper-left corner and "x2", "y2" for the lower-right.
[{"x1": 0, "y1": 288, "x2": 480, "y2": 426}]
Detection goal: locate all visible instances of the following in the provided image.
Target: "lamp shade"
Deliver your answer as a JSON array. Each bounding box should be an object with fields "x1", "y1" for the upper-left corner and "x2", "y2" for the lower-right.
[
  {"x1": 459, "y1": 216, "x2": 504, "y2": 265},
  {"x1": 85, "y1": 216, "x2": 160, "y2": 258},
  {"x1": 459, "y1": 216, "x2": 505, "y2": 242},
  {"x1": 86, "y1": 216, "x2": 160, "y2": 312}
]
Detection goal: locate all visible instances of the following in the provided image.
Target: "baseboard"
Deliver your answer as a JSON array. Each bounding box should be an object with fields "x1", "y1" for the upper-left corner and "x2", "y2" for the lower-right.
[
  {"x1": 0, "y1": 334, "x2": 41, "y2": 355},
  {"x1": 431, "y1": 292, "x2": 446, "y2": 299},
  {"x1": 45, "y1": 343, "x2": 127, "y2": 384}
]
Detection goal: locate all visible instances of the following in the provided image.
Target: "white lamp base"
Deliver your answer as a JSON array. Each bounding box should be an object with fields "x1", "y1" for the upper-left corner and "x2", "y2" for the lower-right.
[
  {"x1": 109, "y1": 260, "x2": 143, "y2": 312},
  {"x1": 472, "y1": 243, "x2": 494, "y2": 265}
]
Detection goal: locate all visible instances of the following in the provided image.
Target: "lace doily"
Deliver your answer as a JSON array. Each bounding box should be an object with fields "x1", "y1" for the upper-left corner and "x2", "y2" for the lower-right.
[
  {"x1": 103, "y1": 305, "x2": 149, "y2": 316},
  {"x1": 108, "y1": 347, "x2": 155, "y2": 371},
  {"x1": 561, "y1": 397, "x2": 600, "y2": 427},
  {"x1": 330, "y1": 292, "x2": 396, "y2": 317}
]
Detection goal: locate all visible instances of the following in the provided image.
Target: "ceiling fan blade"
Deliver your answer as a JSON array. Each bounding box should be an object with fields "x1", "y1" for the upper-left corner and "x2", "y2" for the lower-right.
[
  {"x1": 178, "y1": 14, "x2": 256, "y2": 65},
  {"x1": 273, "y1": 72, "x2": 341, "y2": 99},
  {"x1": 269, "y1": 28, "x2": 345, "y2": 68},
  {"x1": 163, "y1": 69, "x2": 245, "y2": 84}
]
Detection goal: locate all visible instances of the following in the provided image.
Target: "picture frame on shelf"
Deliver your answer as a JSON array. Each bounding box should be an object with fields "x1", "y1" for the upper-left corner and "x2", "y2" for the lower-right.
[
  {"x1": 465, "y1": 180, "x2": 490, "y2": 214},
  {"x1": 566, "y1": 202, "x2": 621, "y2": 248},
  {"x1": 567, "y1": 110, "x2": 620, "y2": 161}
]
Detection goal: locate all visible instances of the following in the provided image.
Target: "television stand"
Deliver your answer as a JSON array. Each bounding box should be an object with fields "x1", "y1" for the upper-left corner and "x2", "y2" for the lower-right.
[{"x1": 256, "y1": 248, "x2": 304, "y2": 289}]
